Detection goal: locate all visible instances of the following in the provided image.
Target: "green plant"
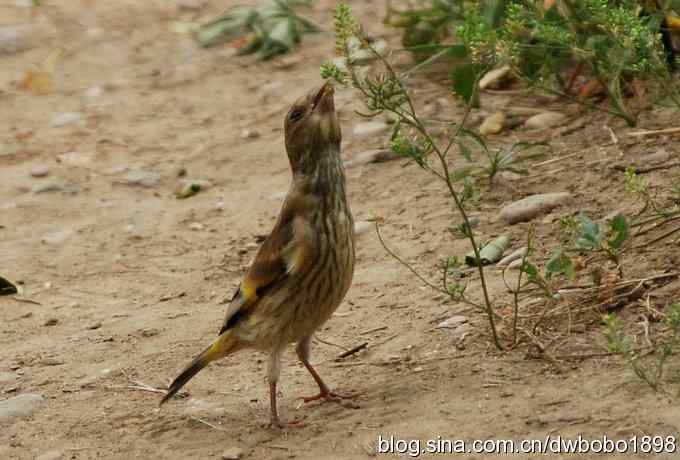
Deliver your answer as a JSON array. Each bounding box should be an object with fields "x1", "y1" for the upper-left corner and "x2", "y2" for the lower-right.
[
  {"x1": 389, "y1": 1, "x2": 680, "y2": 126},
  {"x1": 501, "y1": 1, "x2": 674, "y2": 125},
  {"x1": 453, "y1": 140, "x2": 545, "y2": 186},
  {"x1": 323, "y1": 4, "x2": 503, "y2": 350},
  {"x1": 604, "y1": 303, "x2": 680, "y2": 395},
  {"x1": 195, "y1": 0, "x2": 319, "y2": 60},
  {"x1": 573, "y1": 211, "x2": 629, "y2": 277}
]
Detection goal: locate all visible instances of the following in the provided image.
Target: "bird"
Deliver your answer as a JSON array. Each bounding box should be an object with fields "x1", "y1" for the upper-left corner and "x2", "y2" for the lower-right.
[{"x1": 160, "y1": 81, "x2": 356, "y2": 428}]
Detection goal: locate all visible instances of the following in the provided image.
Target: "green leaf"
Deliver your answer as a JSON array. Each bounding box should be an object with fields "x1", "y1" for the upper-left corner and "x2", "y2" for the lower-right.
[
  {"x1": 457, "y1": 139, "x2": 473, "y2": 162},
  {"x1": 521, "y1": 260, "x2": 539, "y2": 281},
  {"x1": 451, "y1": 62, "x2": 479, "y2": 104},
  {"x1": 450, "y1": 165, "x2": 477, "y2": 182},
  {"x1": 545, "y1": 249, "x2": 574, "y2": 280},
  {"x1": 575, "y1": 212, "x2": 601, "y2": 251},
  {"x1": 607, "y1": 213, "x2": 629, "y2": 250},
  {"x1": 480, "y1": 0, "x2": 507, "y2": 28},
  {"x1": 459, "y1": 128, "x2": 488, "y2": 152}
]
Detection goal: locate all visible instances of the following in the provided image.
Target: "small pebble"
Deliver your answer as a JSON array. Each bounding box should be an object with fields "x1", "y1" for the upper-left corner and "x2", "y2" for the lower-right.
[
  {"x1": 41, "y1": 230, "x2": 72, "y2": 244},
  {"x1": 240, "y1": 128, "x2": 260, "y2": 140},
  {"x1": 40, "y1": 358, "x2": 64, "y2": 366},
  {"x1": 44, "y1": 318, "x2": 58, "y2": 326},
  {"x1": 36, "y1": 450, "x2": 64, "y2": 460},
  {"x1": 189, "y1": 222, "x2": 205, "y2": 231},
  {"x1": 122, "y1": 169, "x2": 161, "y2": 188},
  {"x1": 84, "y1": 85, "x2": 103, "y2": 99},
  {"x1": 0, "y1": 25, "x2": 32, "y2": 55},
  {"x1": 141, "y1": 327, "x2": 160, "y2": 337},
  {"x1": 499, "y1": 192, "x2": 573, "y2": 224},
  {"x1": 479, "y1": 112, "x2": 505, "y2": 135},
  {"x1": 50, "y1": 112, "x2": 83, "y2": 128},
  {"x1": 0, "y1": 393, "x2": 44, "y2": 421},
  {"x1": 479, "y1": 65, "x2": 512, "y2": 90},
  {"x1": 221, "y1": 447, "x2": 244, "y2": 460},
  {"x1": 30, "y1": 164, "x2": 50, "y2": 177},
  {"x1": 32, "y1": 184, "x2": 63, "y2": 194},
  {"x1": 437, "y1": 316, "x2": 468, "y2": 329},
  {"x1": 524, "y1": 112, "x2": 567, "y2": 130}
]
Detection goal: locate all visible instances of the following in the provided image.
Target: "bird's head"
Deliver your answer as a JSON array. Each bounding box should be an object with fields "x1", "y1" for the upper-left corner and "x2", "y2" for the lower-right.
[{"x1": 284, "y1": 82, "x2": 341, "y2": 173}]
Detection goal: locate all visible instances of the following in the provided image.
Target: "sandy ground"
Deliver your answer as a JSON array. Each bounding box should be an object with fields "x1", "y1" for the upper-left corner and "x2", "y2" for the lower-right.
[{"x1": 2, "y1": 1, "x2": 680, "y2": 459}]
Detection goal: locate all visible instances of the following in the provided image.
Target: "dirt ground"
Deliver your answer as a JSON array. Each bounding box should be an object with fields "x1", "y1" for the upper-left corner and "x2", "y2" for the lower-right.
[{"x1": 2, "y1": 1, "x2": 680, "y2": 459}]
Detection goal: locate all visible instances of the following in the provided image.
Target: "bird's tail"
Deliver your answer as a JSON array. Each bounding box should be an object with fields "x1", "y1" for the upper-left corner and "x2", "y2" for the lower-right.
[{"x1": 160, "y1": 332, "x2": 238, "y2": 405}]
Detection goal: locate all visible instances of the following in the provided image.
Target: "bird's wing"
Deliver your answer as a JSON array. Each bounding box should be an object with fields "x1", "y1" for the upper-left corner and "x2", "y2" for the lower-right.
[{"x1": 219, "y1": 192, "x2": 315, "y2": 335}]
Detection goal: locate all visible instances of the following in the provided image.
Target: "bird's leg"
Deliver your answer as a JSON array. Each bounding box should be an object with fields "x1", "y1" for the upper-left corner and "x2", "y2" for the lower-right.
[
  {"x1": 267, "y1": 347, "x2": 304, "y2": 428},
  {"x1": 295, "y1": 336, "x2": 358, "y2": 405},
  {"x1": 267, "y1": 347, "x2": 284, "y2": 428}
]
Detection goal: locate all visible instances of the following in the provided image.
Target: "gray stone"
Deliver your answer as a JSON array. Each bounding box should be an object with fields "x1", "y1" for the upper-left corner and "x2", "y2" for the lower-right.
[
  {"x1": 497, "y1": 247, "x2": 528, "y2": 267},
  {"x1": 479, "y1": 65, "x2": 512, "y2": 90},
  {"x1": 30, "y1": 164, "x2": 50, "y2": 177},
  {"x1": 122, "y1": 169, "x2": 161, "y2": 188},
  {"x1": 499, "y1": 192, "x2": 573, "y2": 224},
  {"x1": 41, "y1": 230, "x2": 72, "y2": 244},
  {"x1": 32, "y1": 183, "x2": 63, "y2": 194},
  {"x1": 36, "y1": 450, "x2": 63, "y2": 460},
  {"x1": 524, "y1": 112, "x2": 567, "y2": 130},
  {"x1": 188, "y1": 222, "x2": 205, "y2": 231},
  {"x1": 240, "y1": 129, "x2": 260, "y2": 140},
  {"x1": 50, "y1": 112, "x2": 83, "y2": 128},
  {"x1": 479, "y1": 112, "x2": 505, "y2": 135},
  {"x1": 437, "y1": 316, "x2": 468, "y2": 329},
  {"x1": 0, "y1": 393, "x2": 44, "y2": 421},
  {"x1": 84, "y1": 85, "x2": 103, "y2": 99},
  {"x1": 0, "y1": 25, "x2": 31, "y2": 55},
  {"x1": 221, "y1": 447, "x2": 244, "y2": 460}
]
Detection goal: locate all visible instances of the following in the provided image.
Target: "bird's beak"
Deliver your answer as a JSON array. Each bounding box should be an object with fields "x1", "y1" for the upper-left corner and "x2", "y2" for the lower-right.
[{"x1": 312, "y1": 81, "x2": 335, "y2": 114}]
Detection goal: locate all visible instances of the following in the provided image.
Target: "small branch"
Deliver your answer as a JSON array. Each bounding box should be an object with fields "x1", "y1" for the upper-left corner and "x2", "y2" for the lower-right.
[
  {"x1": 189, "y1": 416, "x2": 228, "y2": 432},
  {"x1": 314, "y1": 335, "x2": 349, "y2": 351},
  {"x1": 375, "y1": 223, "x2": 446, "y2": 295},
  {"x1": 337, "y1": 342, "x2": 368, "y2": 359},
  {"x1": 531, "y1": 152, "x2": 581, "y2": 168},
  {"x1": 360, "y1": 326, "x2": 387, "y2": 335},
  {"x1": 628, "y1": 127, "x2": 680, "y2": 137},
  {"x1": 633, "y1": 225, "x2": 680, "y2": 250},
  {"x1": 612, "y1": 161, "x2": 680, "y2": 174},
  {"x1": 8, "y1": 296, "x2": 42, "y2": 305}
]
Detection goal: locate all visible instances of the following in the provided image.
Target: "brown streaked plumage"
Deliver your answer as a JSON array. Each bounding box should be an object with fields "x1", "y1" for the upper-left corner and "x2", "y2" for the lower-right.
[{"x1": 160, "y1": 81, "x2": 355, "y2": 428}]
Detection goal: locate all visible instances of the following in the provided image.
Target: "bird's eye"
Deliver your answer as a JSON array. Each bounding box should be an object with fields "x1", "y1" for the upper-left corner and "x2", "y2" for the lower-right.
[{"x1": 289, "y1": 107, "x2": 305, "y2": 121}]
